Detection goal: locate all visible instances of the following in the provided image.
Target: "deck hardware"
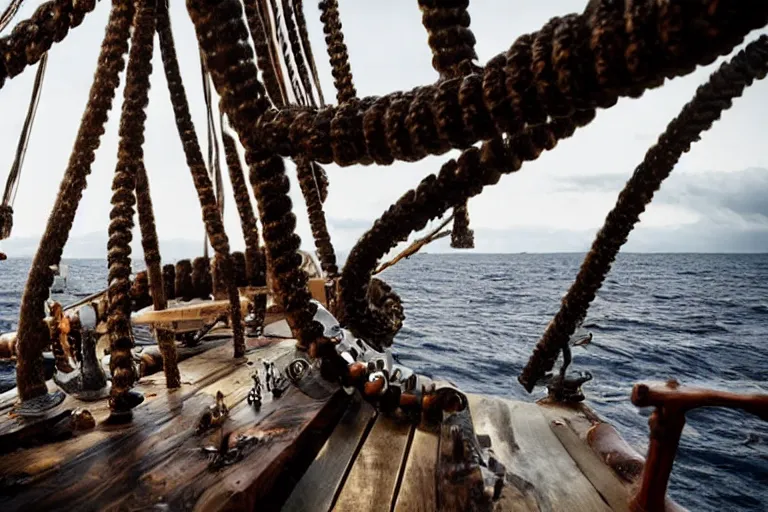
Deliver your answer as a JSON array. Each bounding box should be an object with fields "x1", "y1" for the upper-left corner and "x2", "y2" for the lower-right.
[
  {"x1": 196, "y1": 390, "x2": 229, "y2": 434},
  {"x1": 247, "y1": 371, "x2": 262, "y2": 408}
]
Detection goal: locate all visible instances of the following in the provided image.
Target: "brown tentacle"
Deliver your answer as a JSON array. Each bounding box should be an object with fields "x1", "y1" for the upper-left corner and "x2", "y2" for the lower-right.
[
  {"x1": 519, "y1": 35, "x2": 768, "y2": 392},
  {"x1": 135, "y1": 162, "x2": 180, "y2": 388},
  {"x1": 253, "y1": 1, "x2": 768, "y2": 167},
  {"x1": 14, "y1": 0, "x2": 133, "y2": 401},
  {"x1": 318, "y1": 0, "x2": 356, "y2": 104},
  {"x1": 186, "y1": 0, "x2": 325, "y2": 354},
  {"x1": 339, "y1": 109, "x2": 597, "y2": 347},
  {"x1": 106, "y1": 0, "x2": 156, "y2": 412},
  {"x1": 0, "y1": 0, "x2": 97, "y2": 90},
  {"x1": 157, "y1": 0, "x2": 245, "y2": 357}
]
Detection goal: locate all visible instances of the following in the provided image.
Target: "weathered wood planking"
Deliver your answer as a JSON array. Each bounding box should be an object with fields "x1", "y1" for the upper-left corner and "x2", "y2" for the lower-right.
[
  {"x1": 282, "y1": 396, "x2": 377, "y2": 512},
  {"x1": 0, "y1": 339, "x2": 296, "y2": 506},
  {"x1": 332, "y1": 414, "x2": 414, "y2": 512},
  {"x1": 105, "y1": 387, "x2": 347, "y2": 512},
  {"x1": 467, "y1": 394, "x2": 612, "y2": 512},
  {"x1": 549, "y1": 420, "x2": 630, "y2": 512},
  {"x1": 392, "y1": 426, "x2": 439, "y2": 512},
  {"x1": 0, "y1": 337, "x2": 245, "y2": 445}
]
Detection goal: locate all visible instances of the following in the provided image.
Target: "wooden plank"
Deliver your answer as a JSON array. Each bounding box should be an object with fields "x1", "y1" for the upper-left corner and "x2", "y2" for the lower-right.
[
  {"x1": 549, "y1": 419, "x2": 630, "y2": 512},
  {"x1": 106, "y1": 387, "x2": 347, "y2": 511},
  {"x1": 131, "y1": 297, "x2": 250, "y2": 325},
  {"x1": 393, "y1": 427, "x2": 438, "y2": 512},
  {"x1": 333, "y1": 414, "x2": 414, "y2": 512},
  {"x1": 282, "y1": 396, "x2": 377, "y2": 512},
  {"x1": 0, "y1": 340, "x2": 295, "y2": 500},
  {"x1": 467, "y1": 394, "x2": 612, "y2": 512}
]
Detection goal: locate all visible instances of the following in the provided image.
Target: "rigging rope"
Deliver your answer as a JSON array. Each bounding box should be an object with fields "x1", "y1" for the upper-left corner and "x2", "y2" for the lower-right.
[
  {"x1": 0, "y1": 50, "x2": 46, "y2": 240},
  {"x1": 157, "y1": 0, "x2": 245, "y2": 358},
  {"x1": 0, "y1": 0, "x2": 97, "y2": 90},
  {"x1": 518, "y1": 35, "x2": 768, "y2": 392},
  {"x1": 0, "y1": 0, "x2": 25, "y2": 34},
  {"x1": 250, "y1": 1, "x2": 768, "y2": 168},
  {"x1": 14, "y1": 0, "x2": 133, "y2": 402},
  {"x1": 200, "y1": 57, "x2": 223, "y2": 258}
]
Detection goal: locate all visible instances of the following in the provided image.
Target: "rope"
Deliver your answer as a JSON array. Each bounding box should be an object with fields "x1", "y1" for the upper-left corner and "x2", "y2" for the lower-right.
[
  {"x1": 200, "y1": 58, "x2": 223, "y2": 258},
  {"x1": 2, "y1": 50, "x2": 47, "y2": 218},
  {"x1": 318, "y1": 0, "x2": 356, "y2": 104},
  {"x1": 0, "y1": 0, "x2": 97, "y2": 90},
  {"x1": 0, "y1": 0, "x2": 25, "y2": 35},
  {"x1": 157, "y1": 0, "x2": 245, "y2": 358},
  {"x1": 252, "y1": 1, "x2": 768, "y2": 167},
  {"x1": 14, "y1": 0, "x2": 133, "y2": 402},
  {"x1": 518, "y1": 35, "x2": 768, "y2": 392},
  {"x1": 293, "y1": 0, "x2": 325, "y2": 106},
  {"x1": 188, "y1": 0, "x2": 326, "y2": 355}
]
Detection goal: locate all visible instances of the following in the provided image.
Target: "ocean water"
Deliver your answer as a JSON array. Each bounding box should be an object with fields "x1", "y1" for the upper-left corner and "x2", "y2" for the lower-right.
[{"x1": 1, "y1": 253, "x2": 767, "y2": 510}]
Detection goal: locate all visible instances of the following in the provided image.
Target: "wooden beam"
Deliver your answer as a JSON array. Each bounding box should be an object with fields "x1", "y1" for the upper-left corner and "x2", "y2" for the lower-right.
[
  {"x1": 393, "y1": 427, "x2": 439, "y2": 512},
  {"x1": 282, "y1": 396, "x2": 377, "y2": 512},
  {"x1": 333, "y1": 414, "x2": 414, "y2": 511}
]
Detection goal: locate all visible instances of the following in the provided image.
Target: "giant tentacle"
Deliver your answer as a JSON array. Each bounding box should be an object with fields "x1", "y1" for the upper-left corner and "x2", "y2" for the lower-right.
[
  {"x1": 14, "y1": 0, "x2": 133, "y2": 401},
  {"x1": 418, "y1": 0, "x2": 480, "y2": 248},
  {"x1": 156, "y1": 0, "x2": 245, "y2": 357},
  {"x1": 318, "y1": 0, "x2": 355, "y2": 104}
]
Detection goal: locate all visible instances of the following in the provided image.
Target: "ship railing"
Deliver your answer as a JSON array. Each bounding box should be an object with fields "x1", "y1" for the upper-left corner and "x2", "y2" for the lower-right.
[{"x1": 629, "y1": 381, "x2": 768, "y2": 512}]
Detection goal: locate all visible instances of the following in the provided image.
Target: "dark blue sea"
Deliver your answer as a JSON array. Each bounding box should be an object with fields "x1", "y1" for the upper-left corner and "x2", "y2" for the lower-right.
[{"x1": 0, "y1": 253, "x2": 766, "y2": 510}]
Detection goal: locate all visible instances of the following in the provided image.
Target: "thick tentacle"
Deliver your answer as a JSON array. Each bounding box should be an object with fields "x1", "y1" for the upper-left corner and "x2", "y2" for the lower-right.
[
  {"x1": 318, "y1": 0, "x2": 356, "y2": 103},
  {"x1": 418, "y1": 0, "x2": 480, "y2": 247},
  {"x1": 296, "y1": 158, "x2": 337, "y2": 277},
  {"x1": 339, "y1": 109, "x2": 596, "y2": 347}
]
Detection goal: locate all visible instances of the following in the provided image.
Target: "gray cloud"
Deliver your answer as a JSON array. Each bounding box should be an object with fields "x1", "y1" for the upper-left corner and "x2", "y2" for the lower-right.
[{"x1": 554, "y1": 167, "x2": 768, "y2": 227}]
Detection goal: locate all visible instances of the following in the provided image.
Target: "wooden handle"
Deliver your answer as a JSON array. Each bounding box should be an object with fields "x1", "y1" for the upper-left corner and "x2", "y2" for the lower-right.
[{"x1": 632, "y1": 381, "x2": 768, "y2": 421}]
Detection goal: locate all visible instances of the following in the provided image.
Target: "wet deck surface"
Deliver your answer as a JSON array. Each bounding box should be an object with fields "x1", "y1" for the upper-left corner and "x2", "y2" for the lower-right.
[{"x1": 0, "y1": 334, "x2": 631, "y2": 511}]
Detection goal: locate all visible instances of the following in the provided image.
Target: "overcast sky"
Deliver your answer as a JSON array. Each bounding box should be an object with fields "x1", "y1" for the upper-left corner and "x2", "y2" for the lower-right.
[{"x1": 1, "y1": 0, "x2": 767, "y2": 257}]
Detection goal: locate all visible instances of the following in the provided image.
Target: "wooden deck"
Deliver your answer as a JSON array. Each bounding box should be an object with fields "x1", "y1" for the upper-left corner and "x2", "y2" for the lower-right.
[{"x1": 0, "y1": 332, "x2": 637, "y2": 511}]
